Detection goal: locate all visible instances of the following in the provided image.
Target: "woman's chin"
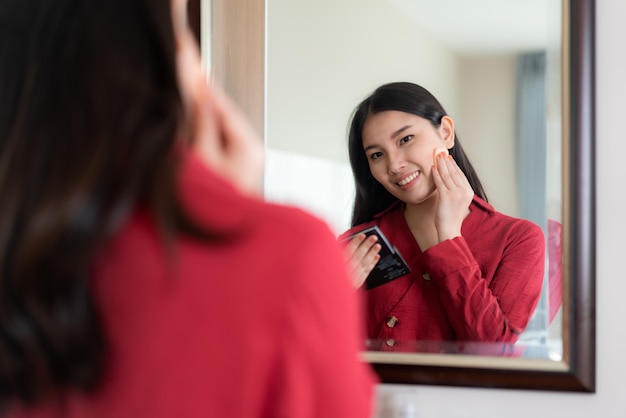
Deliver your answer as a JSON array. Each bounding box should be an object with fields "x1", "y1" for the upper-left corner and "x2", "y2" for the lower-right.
[{"x1": 399, "y1": 188, "x2": 438, "y2": 206}]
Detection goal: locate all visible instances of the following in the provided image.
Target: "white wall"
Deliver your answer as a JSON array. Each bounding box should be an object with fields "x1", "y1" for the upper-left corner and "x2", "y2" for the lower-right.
[
  {"x1": 266, "y1": 0, "x2": 461, "y2": 163},
  {"x1": 375, "y1": 1, "x2": 626, "y2": 417},
  {"x1": 457, "y1": 55, "x2": 518, "y2": 216}
]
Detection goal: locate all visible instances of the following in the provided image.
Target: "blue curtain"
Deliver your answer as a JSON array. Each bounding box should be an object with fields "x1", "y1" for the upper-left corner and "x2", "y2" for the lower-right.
[
  {"x1": 516, "y1": 52, "x2": 547, "y2": 228},
  {"x1": 515, "y1": 52, "x2": 549, "y2": 352}
]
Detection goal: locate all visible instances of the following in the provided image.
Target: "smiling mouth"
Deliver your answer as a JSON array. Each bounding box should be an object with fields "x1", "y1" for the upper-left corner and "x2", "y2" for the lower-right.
[{"x1": 397, "y1": 171, "x2": 419, "y2": 186}]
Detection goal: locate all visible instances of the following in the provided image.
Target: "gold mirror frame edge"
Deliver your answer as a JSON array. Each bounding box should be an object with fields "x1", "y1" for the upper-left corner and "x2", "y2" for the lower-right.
[{"x1": 190, "y1": 0, "x2": 596, "y2": 392}]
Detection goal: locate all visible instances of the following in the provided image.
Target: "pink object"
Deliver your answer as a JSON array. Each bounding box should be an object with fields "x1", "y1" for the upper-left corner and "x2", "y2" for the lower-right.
[{"x1": 548, "y1": 219, "x2": 563, "y2": 324}]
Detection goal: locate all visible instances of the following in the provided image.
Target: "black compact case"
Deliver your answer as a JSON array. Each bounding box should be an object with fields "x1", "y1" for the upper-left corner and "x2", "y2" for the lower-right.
[{"x1": 349, "y1": 225, "x2": 411, "y2": 290}]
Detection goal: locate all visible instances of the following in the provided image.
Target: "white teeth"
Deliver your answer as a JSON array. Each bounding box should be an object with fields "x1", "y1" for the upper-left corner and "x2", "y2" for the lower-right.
[{"x1": 397, "y1": 172, "x2": 418, "y2": 186}]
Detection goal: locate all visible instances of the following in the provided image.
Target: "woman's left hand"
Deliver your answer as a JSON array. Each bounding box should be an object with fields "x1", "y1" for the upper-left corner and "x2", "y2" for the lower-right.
[
  {"x1": 173, "y1": 19, "x2": 264, "y2": 197},
  {"x1": 432, "y1": 153, "x2": 474, "y2": 242},
  {"x1": 193, "y1": 80, "x2": 265, "y2": 197}
]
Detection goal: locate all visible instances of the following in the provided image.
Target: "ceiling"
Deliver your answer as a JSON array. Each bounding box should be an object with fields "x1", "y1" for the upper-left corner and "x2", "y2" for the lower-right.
[{"x1": 387, "y1": 0, "x2": 558, "y2": 54}]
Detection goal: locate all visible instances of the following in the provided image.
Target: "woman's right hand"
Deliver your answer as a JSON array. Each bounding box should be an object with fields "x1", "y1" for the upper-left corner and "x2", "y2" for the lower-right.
[{"x1": 343, "y1": 233, "x2": 381, "y2": 288}]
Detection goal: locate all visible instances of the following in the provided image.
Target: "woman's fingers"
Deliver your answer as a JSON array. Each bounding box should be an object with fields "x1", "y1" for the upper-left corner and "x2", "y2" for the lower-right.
[
  {"x1": 194, "y1": 79, "x2": 265, "y2": 196},
  {"x1": 344, "y1": 234, "x2": 381, "y2": 288},
  {"x1": 432, "y1": 154, "x2": 474, "y2": 242},
  {"x1": 434, "y1": 154, "x2": 473, "y2": 194},
  {"x1": 435, "y1": 154, "x2": 465, "y2": 189}
]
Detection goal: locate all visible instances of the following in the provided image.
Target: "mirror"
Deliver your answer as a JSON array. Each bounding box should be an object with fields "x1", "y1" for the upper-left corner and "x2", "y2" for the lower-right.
[{"x1": 193, "y1": 0, "x2": 595, "y2": 391}]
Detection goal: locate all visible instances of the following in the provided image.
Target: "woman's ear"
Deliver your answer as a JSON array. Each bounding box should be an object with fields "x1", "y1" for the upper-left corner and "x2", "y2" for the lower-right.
[{"x1": 439, "y1": 115, "x2": 455, "y2": 149}]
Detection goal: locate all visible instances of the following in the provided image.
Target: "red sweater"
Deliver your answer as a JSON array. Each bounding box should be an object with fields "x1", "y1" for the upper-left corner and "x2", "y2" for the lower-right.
[
  {"x1": 341, "y1": 198, "x2": 545, "y2": 353},
  {"x1": 9, "y1": 153, "x2": 375, "y2": 418}
]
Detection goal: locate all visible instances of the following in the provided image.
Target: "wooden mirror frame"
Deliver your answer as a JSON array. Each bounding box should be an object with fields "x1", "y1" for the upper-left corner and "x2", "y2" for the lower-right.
[{"x1": 189, "y1": 0, "x2": 596, "y2": 392}]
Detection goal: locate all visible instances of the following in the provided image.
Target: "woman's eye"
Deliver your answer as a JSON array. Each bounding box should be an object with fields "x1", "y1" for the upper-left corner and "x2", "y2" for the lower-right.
[
  {"x1": 399, "y1": 135, "x2": 413, "y2": 145},
  {"x1": 370, "y1": 151, "x2": 383, "y2": 160}
]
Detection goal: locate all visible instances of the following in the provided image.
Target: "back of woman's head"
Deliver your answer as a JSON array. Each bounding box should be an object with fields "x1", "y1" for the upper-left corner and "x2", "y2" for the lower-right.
[
  {"x1": 0, "y1": 0, "x2": 182, "y2": 408},
  {"x1": 347, "y1": 82, "x2": 487, "y2": 226}
]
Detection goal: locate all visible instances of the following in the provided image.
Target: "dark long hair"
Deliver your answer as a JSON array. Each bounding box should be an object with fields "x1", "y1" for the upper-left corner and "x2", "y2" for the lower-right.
[
  {"x1": 347, "y1": 82, "x2": 488, "y2": 226},
  {"x1": 0, "y1": 0, "x2": 203, "y2": 408}
]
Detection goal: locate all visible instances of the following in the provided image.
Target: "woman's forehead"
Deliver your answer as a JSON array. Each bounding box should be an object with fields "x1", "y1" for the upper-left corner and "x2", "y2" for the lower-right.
[{"x1": 362, "y1": 111, "x2": 429, "y2": 141}]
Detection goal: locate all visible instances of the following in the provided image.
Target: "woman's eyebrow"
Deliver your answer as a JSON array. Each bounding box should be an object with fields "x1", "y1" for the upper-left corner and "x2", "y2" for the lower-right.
[
  {"x1": 390, "y1": 125, "x2": 411, "y2": 140},
  {"x1": 364, "y1": 143, "x2": 378, "y2": 152},
  {"x1": 364, "y1": 124, "x2": 413, "y2": 152}
]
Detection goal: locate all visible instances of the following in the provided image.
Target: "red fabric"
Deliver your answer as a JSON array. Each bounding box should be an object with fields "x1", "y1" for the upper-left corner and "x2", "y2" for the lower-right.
[
  {"x1": 340, "y1": 198, "x2": 545, "y2": 353},
  {"x1": 11, "y1": 153, "x2": 376, "y2": 418}
]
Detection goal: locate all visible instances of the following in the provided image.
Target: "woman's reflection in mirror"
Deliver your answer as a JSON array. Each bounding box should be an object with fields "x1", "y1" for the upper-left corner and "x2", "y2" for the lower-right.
[{"x1": 340, "y1": 82, "x2": 545, "y2": 354}]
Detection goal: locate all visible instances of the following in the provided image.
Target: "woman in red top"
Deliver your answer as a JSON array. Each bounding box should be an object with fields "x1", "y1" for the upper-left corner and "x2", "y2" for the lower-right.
[
  {"x1": 341, "y1": 82, "x2": 545, "y2": 353},
  {"x1": 0, "y1": 0, "x2": 375, "y2": 416}
]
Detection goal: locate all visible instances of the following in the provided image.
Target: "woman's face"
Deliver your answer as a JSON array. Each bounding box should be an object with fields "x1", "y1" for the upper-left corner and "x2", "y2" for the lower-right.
[{"x1": 361, "y1": 110, "x2": 455, "y2": 205}]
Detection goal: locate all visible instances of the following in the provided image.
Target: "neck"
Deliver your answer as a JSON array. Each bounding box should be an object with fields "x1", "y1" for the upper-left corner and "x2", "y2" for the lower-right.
[{"x1": 403, "y1": 193, "x2": 438, "y2": 230}]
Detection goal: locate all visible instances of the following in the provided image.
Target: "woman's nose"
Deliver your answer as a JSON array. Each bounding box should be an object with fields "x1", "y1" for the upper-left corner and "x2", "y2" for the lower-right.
[{"x1": 387, "y1": 153, "x2": 405, "y2": 175}]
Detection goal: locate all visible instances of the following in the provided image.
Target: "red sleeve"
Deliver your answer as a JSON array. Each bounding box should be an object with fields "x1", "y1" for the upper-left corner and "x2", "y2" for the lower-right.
[
  {"x1": 270, "y1": 217, "x2": 377, "y2": 417},
  {"x1": 422, "y1": 222, "x2": 545, "y2": 342}
]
